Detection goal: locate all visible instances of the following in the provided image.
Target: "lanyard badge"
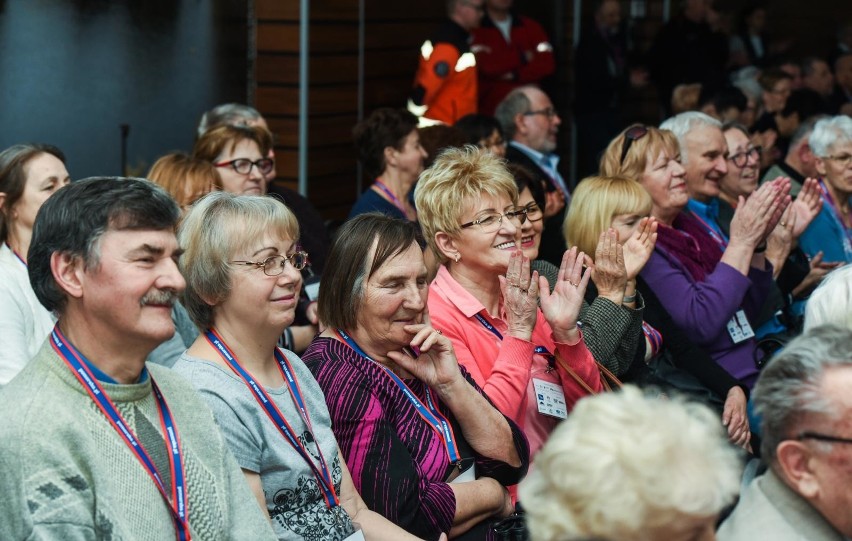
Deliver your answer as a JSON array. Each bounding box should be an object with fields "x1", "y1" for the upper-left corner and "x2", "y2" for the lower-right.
[
  {"x1": 204, "y1": 329, "x2": 340, "y2": 508},
  {"x1": 51, "y1": 327, "x2": 191, "y2": 541}
]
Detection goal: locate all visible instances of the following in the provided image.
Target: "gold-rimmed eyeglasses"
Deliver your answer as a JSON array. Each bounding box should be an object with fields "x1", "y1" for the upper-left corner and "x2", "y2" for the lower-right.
[{"x1": 231, "y1": 252, "x2": 309, "y2": 276}]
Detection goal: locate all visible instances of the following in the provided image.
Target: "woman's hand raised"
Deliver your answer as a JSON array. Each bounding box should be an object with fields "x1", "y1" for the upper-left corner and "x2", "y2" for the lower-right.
[
  {"x1": 540, "y1": 247, "x2": 591, "y2": 343},
  {"x1": 789, "y1": 177, "x2": 822, "y2": 240},
  {"x1": 498, "y1": 250, "x2": 539, "y2": 341},
  {"x1": 591, "y1": 229, "x2": 627, "y2": 305},
  {"x1": 729, "y1": 177, "x2": 790, "y2": 249},
  {"x1": 387, "y1": 317, "x2": 463, "y2": 393},
  {"x1": 623, "y1": 217, "x2": 658, "y2": 280}
]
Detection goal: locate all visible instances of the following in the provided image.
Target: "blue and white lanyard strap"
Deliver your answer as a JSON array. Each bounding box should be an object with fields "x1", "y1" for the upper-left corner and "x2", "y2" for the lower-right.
[
  {"x1": 688, "y1": 210, "x2": 728, "y2": 249},
  {"x1": 473, "y1": 313, "x2": 556, "y2": 370},
  {"x1": 50, "y1": 326, "x2": 191, "y2": 541},
  {"x1": 204, "y1": 329, "x2": 339, "y2": 509},
  {"x1": 334, "y1": 329, "x2": 462, "y2": 464}
]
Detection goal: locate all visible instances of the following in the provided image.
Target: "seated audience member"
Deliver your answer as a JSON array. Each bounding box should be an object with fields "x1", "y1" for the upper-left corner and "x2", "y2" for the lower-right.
[
  {"x1": 804, "y1": 264, "x2": 852, "y2": 331},
  {"x1": 495, "y1": 86, "x2": 568, "y2": 265},
  {"x1": 194, "y1": 124, "x2": 318, "y2": 352},
  {"x1": 565, "y1": 175, "x2": 751, "y2": 448},
  {"x1": 799, "y1": 116, "x2": 852, "y2": 263},
  {"x1": 351, "y1": 108, "x2": 426, "y2": 221},
  {"x1": 0, "y1": 143, "x2": 69, "y2": 385},
  {"x1": 671, "y1": 83, "x2": 702, "y2": 114},
  {"x1": 418, "y1": 124, "x2": 467, "y2": 168},
  {"x1": 197, "y1": 103, "x2": 331, "y2": 274},
  {"x1": 513, "y1": 164, "x2": 646, "y2": 379},
  {"x1": 145, "y1": 152, "x2": 221, "y2": 367},
  {"x1": 416, "y1": 146, "x2": 601, "y2": 459},
  {"x1": 761, "y1": 115, "x2": 825, "y2": 196},
  {"x1": 147, "y1": 152, "x2": 219, "y2": 212},
  {"x1": 454, "y1": 113, "x2": 507, "y2": 157},
  {"x1": 718, "y1": 325, "x2": 852, "y2": 540},
  {"x1": 303, "y1": 214, "x2": 528, "y2": 540},
  {"x1": 520, "y1": 386, "x2": 741, "y2": 541},
  {"x1": 174, "y1": 193, "x2": 424, "y2": 541},
  {"x1": 0, "y1": 178, "x2": 275, "y2": 540},
  {"x1": 801, "y1": 57, "x2": 836, "y2": 113},
  {"x1": 700, "y1": 85, "x2": 749, "y2": 124},
  {"x1": 755, "y1": 69, "x2": 793, "y2": 130},
  {"x1": 600, "y1": 124, "x2": 788, "y2": 388},
  {"x1": 719, "y1": 122, "x2": 824, "y2": 334}
]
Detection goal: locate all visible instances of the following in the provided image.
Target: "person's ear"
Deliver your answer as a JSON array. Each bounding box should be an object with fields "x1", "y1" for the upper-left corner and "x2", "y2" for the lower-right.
[
  {"x1": 815, "y1": 156, "x2": 828, "y2": 177},
  {"x1": 513, "y1": 113, "x2": 528, "y2": 137},
  {"x1": 776, "y1": 440, "x2": 822, "y2": 499},
  {"x1": 383, "y1": 146, "x2": 398, "y2": 170},
  {"x1": 50, "y1": 252, "x2": 86, "y2": 300},
  {"x1": 800, "y1": 143, "x2": 814, "y2": 164},
  {"x1": 434, "y1": 231, "x2": 461, "y2": 263}
]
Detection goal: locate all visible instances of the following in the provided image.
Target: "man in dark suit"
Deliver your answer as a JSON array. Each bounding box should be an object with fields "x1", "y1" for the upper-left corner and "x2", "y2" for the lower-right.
[{"x1": 495, "y1": 85, "x2": 568, "y2": 265}]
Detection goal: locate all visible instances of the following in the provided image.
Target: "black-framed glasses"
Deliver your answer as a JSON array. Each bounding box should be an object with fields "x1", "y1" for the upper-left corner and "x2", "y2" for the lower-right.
[
  {"x1": 795, "y1": 432, "x2": 852, "y2": 446},
  {"x1": 214, "y1": 157, "x2": 275, "y2": 176},
  {"x1": 231, "y1": 252, "x2": 309, "y2": 276},
  {"x1": 728, "y1": 146, "x2": 762, "y2": 168},
  {"x1": 512, "y1": 202, "x2": 543, "y2": 223},
  {"x1": 461, "y1": 207, "x2": 525, "y2": 233},
  {"x1": 523, "y1": 107, "x2": 557, "y2": 119},
  {"x1": 620, "y1": 125, "x2": 648, "y2": 164},
  {"x1": 825, "y1": 153, "x2": 852, "y2": 168}
]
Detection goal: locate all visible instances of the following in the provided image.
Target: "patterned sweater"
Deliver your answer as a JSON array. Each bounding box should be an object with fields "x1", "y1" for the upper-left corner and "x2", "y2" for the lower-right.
[
  {"x1": 0, "y1": 339, "x2": 276, "y2": 541},
  {"x1": 303, "y1": 337, "x2": 530, "y2": 541}
]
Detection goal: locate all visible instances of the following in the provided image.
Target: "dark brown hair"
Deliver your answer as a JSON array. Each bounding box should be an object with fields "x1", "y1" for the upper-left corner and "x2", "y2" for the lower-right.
[
  {"x1": 353, "y1": 108, "x2": 418, "y2": 179},
  {"x1": 318, "y1": 213, "x2": 422, "y2": 330}
]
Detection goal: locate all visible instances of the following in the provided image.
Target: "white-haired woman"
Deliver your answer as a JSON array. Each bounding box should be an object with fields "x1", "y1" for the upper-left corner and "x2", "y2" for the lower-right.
[
  {"x1": 519, "y1": 386, "x2": 741, "y2": 541},
  {"x1": 173, "y1": 192, "x2": 429, "y2": 541},
  {"x1": 804, "y1": 264, "x2": 852, "y2": 331},
  {"x1": 799, "y1": 115, "x2": 852, "y2": 263}
]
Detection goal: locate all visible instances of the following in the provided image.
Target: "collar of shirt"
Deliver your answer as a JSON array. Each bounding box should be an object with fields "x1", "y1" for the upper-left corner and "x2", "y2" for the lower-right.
[
  {"x1": 509, "y1": 141, "x2": 561, "y2": 174},
  {"x1": 432, "y1": 265, "x2": 491, "y2": 319},
  {"x1": 81, "y1": 356, "x2": 150, "y2": 384},
  {"x1": 687, "y1": 197, "x2": 723, "y2": 228}
]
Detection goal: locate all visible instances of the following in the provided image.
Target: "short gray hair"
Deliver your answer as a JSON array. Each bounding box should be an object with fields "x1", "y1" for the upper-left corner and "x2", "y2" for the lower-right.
[
  {"x1": 753, "y1": 325, "x2": 852, "y2": 463},
  {"x1": 494, "y1": 87, "x2": 533, "y2": 142},
  {"x1": 519, "y1": 386, "x2": 741, "y2": 541},
  {"x1": 197, "y1": 103, "x2": 263, "y2": 137},
  {"x1": 177, "y1": 191, "x2": 299, "y2": 330},
  {"x1": 809, "y1": 115, "x2": 852, "y2": 158},
  {"x1": 804, "y1": 265, "x2": 852, "y2": 332},
  {"x1": 659, "y1": 111, "x2": 722, "y2": 164}
]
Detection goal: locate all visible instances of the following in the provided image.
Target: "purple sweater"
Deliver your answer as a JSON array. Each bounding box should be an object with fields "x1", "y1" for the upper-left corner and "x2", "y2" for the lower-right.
[
  {"x1": 640, "y1": 247, "x2": 772, "y2": 388},
  {"x1": 302, "y1": 337, "x2": 529, "y2": 541}
]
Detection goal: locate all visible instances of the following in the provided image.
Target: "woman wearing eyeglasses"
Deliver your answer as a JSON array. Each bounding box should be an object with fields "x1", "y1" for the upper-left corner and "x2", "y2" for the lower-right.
[
  {"x1": 173, "y1": 192, "x2": 428, "y2": 541},
  {"x1": 718, "y1": 123, "x2": 825, "y2": 336},
  {"x1": 799, "y1": 115, "x2": 852, "y2": 264},
  {"x1": 350, "y1": 108, "x2": 427, "y2": 222},
  {"x1": 193, "y1": 124, "x2": 275, "y2": 196},
  {"x1": 194, "y1": 124, "x2": 320, "y2": 354},
  {"x1": 600, "y1": 124, "x2": 789, "y2": 388},
  {"x1": 416, "y1": 146, "x2": 600, "y2": 461}
]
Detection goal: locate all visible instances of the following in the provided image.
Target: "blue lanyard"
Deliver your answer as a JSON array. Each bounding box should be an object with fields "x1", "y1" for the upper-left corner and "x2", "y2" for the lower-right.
[
  {"x1": 688, "y1": 210, "x2": 728, "y2": 249},
  {"x1": 204, "y1": 329, "x2": 339, "y2": 508},
  {"x1": 334, "y1": 329, "x2": 462, "y2": 464},
  {"x1": 50, "y1": 327, "x2": 190, "y2": 541},
  {"x1": 473, "y1": 313, "x2": 555, "y2": 367}
]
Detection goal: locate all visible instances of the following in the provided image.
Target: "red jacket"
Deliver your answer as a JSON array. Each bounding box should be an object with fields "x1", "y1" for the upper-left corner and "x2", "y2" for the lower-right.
[
  {"x1": 471, "y1": 14, "x2": 555, "y2": 115},
  {"x1": 410, "y1": 20, "x2": 478, "y2": 125}
]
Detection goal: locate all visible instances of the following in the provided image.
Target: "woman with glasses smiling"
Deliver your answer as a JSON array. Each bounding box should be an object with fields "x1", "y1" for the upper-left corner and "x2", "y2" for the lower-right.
[
  {"x1": 416, "y1": 146, "x2": 600, "y2": 462},
  {"x1": 174, "y1": 192, "x2": 427, "y2": 541}
]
